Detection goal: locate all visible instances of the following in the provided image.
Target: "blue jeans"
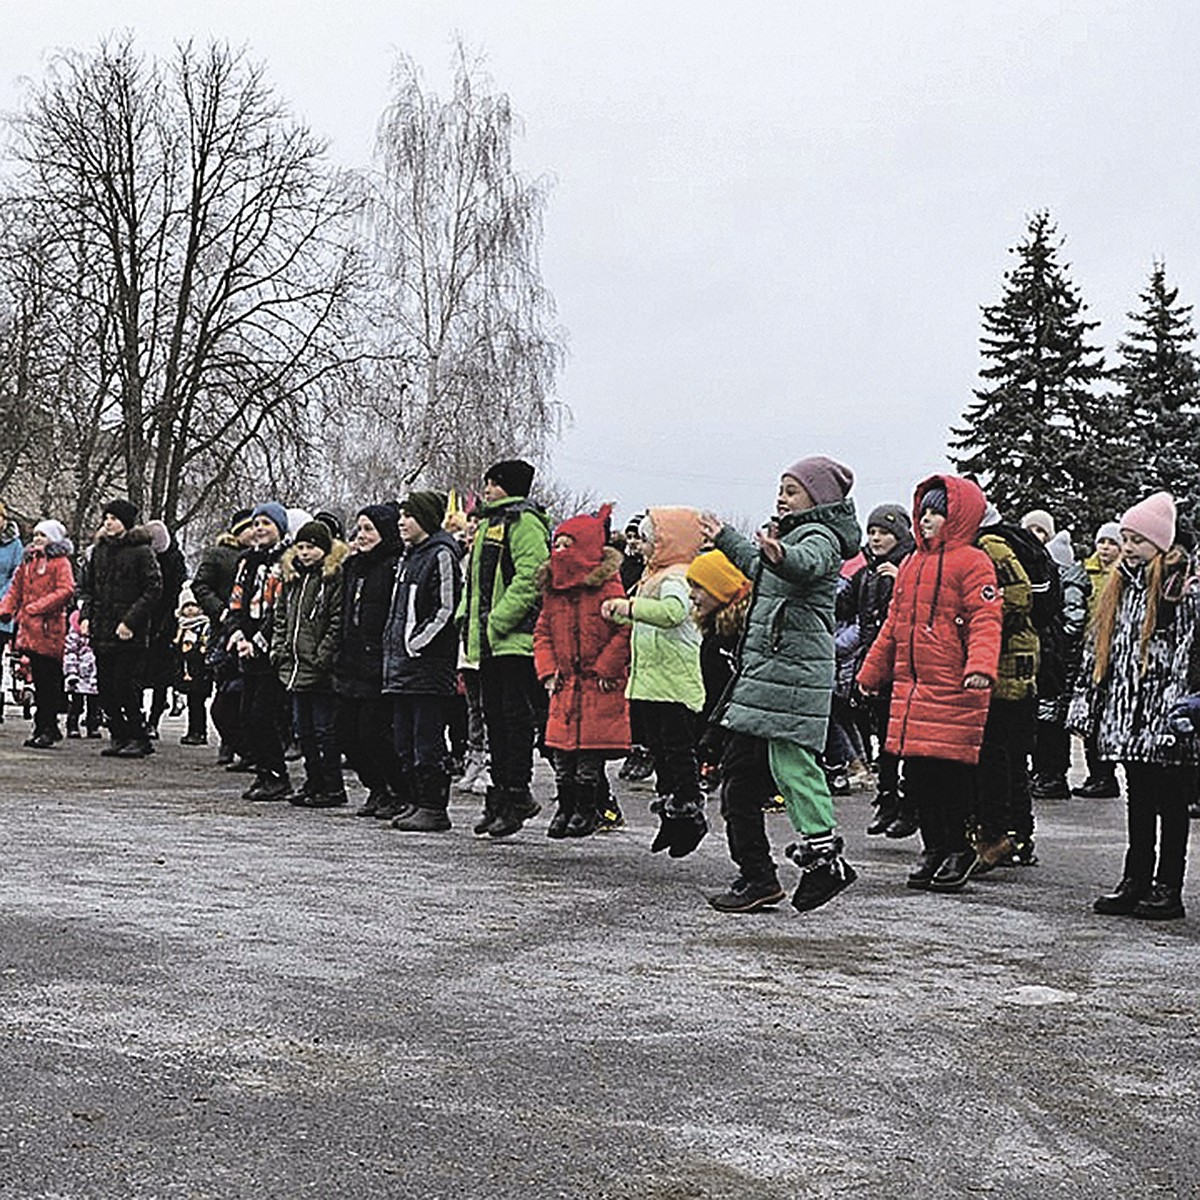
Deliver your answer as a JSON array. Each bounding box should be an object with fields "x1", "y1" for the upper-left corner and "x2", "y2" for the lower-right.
[
  {"x1": 293, "y1": 690, "x2": 341, "y2": 793},
  {"x1": 391, "y1": 694, "x2": 449, "y2": 773}
]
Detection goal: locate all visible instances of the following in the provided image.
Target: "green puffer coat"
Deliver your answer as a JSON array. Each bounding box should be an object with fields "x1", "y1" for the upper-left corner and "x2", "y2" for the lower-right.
[
  {"x1": 714, "y1": 498, "x2": 861, "y2": 750},
  {"x1": 270, "y1": 542, "x2": 348, "y2": 692}
]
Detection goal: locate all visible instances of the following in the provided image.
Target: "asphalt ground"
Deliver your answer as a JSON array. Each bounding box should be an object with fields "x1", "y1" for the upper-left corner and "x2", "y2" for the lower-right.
[{"x1": 1, "y1": 712, "x2": 1198, "y2": 1199}]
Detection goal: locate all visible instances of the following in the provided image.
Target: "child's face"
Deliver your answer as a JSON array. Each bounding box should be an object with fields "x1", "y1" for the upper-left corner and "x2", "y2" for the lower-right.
[
  {"x1": 482, "y1": 480, "x2": 506, "y2": 504},
  {"x1": 553, "y1": 532, "x2": 575, "y2": 553},
  {"x1": 356, "y1": 516, "x2": 381, "y2": 551},
  {"x1": 777, "y1": 475, "x2": 814, "y2": 515},
  {"x1": 399, "y1": 513, "x2": 428, "y2": 544},
  {"x1": 32, "y1": 530, "x2": 49, "y2": 550},
  {"x1": 1121, "y1": 530, "x2": 1160, "y2": 565},
  {"x1": 867, "y1": 527, "x2": 898, "y2": 556},
  {"x1": 1029, "y1": 525, "x2": 1050, "y2": 544},
  {"x1": 182, "y1": 602, "x2": 202, "y2": 619},
  {"x1": 251, "y1": 515, "x2": 280, "y2": 547},
  {"x1": 625, "y1": 532, "x2": 642, "y2": 556},
  {"x1": 1096, "y1": 536, "x2": 1121, "y2": 566},
  {"x1": 294, "y1": 540, "x2": 327, "y2": 568},
  {"x1": 689, "y1": 582, "x2": 722, "y2": 620},
  {"x1": 919, "y1": 509, "x2": 946, "y2": 542},
  {"x1": 101, "y1": 512, "x2": 126, "y2": 538}
]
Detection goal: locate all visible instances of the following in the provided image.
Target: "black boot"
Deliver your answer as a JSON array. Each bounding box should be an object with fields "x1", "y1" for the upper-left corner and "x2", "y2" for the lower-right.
[
  {"x1": 356, "y1": 788, "x2": 388, "y2": 817},
  {"x1": 565, "y1": 778, "x2": 601, "y2": 838},
  {"x1": 375, "y1": 772, "x2": 415, "y2": 821},
  {"x1": 474, "y1": 786, "x2": 503, "y2": 836},
  {"x1": 866, "y1": 792, "x2": 899, "y2": 836},
  {"x1": 1131, "y1": 883, "x2": 1186, "y2": 921},
  {"x1": 1093, "y1": 877, "x2": 1150, "y2": 915},
  {"x1": 906, "y1": 849, "x2": 945, "y2": 890},
  {"x1": 546, "y1": 781, "x2": 576, "y2": 839},
  {"x1": 884, "y1": 798, "x2": 919, "y2": 839},
  {"x1": 487, "y1": 788, "x2": 541, "y2": 839},
  {"x1": 786, "y1": 835, "x2": 856, "y2": 911},
  {"x1": 392, "y1": 770, "x2": 452, "y2": 832}
]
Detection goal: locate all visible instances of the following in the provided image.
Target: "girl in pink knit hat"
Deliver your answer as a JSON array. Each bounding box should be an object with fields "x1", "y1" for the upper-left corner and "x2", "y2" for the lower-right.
[{"x1": 1068, "y1": 490, "x2": 1199, "y2": 921}]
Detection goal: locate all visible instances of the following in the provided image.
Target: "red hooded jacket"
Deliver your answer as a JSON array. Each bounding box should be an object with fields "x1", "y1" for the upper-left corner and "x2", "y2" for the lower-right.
[
  {"x1": 0, "y1": 541, "x2": 76, "y2": 660},
  {"x1": 857, "y1": 475, "x2": 1001, "y2": 764}
]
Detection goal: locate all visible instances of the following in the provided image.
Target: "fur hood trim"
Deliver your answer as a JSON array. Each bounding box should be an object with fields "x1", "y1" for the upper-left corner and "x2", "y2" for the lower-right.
[
  {"x1": 95, "y1": 524, "x2": 154, "y2": 547},
  {"x1": 538, "y1": 544, "x2": 623, "y2": 593},
  {"x1": 280, "y1": 538, "x2": 351, "y2": 582},
  {"x1": 25, "y1": 537, "x2": 75, "y2": 561}
]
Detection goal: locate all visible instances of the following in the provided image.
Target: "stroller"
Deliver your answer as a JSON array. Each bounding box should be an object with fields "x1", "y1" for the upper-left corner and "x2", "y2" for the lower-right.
[{"x1": 7, "y1": 645, "x2": 34, "y2": 720}]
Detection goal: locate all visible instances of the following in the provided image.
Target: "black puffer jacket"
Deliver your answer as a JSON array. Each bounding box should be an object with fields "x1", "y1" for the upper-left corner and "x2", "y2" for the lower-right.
[
  {"x1": 334, "y1": 543, "x2": 401, "y2": 698},
  {"x1": 78, "y1": 527, "x2": 164, "y2": 651},
  {"x1": 382, "y1": 531, "x2": 463, "y2": 696},
  {"x1": 193, "y1": 535, "x2": 242, "y2": 624}
]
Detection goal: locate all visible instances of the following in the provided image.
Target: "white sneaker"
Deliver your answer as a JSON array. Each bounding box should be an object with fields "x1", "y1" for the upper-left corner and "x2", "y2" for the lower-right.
[{"x1": 469, "y1": 768, "x2": 492, "y2": 795}]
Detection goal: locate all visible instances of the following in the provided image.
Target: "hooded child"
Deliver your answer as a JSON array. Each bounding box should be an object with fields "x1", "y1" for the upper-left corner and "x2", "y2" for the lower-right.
[
  {"x1": 858, "y1": 476, "x2": 1003, "y2": 893},
  {"x1": 535, "y1": 503, "x2": 631, "y2": 838}
]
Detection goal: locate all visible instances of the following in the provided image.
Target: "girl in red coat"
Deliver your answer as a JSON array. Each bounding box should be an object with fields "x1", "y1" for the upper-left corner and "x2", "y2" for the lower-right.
[
  {"x1": 0, "y1": 519, "x2": 76, "y2": 748},
  {"x1": 534, "y1": 504, "x2": 632, "y2": 838},
  {"x1": 858, "y1": 477, "x2": 1002, "y2": 892}
]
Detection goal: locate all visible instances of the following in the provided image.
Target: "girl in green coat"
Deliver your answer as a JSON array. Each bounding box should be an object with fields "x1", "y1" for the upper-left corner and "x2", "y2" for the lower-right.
[{"x1": 700, "y1": 456, "x2": 862, "y2": 913}]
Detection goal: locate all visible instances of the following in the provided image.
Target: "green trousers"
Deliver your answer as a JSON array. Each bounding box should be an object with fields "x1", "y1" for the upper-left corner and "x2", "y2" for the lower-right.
[{"x1": 768, "y1": 739, "x2": 834, "y2": 836}]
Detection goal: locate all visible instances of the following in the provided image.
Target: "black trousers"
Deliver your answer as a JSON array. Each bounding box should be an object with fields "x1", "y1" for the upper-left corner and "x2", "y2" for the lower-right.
[
  {"x1": 479, "y1": 655, "x2": 542, "y2": 791},
  {"x1": 865, "y1": 690, "x2": 900, "y2": 796},
  {"x1": 392, "y1": 693, "x2": 449, "y2": 773},
  {"x1": 976, "y1": 696, "x2": 1036, "y2": 839},
  {"x1": 1032, "y1": 719, "x2": 1071, "y2": 783},
  {"x1": 552, "y1": 748, "x2": 605, "y2": 790},
  {"x1": 905, "y1": 756, "x2": 975, "y2": 854},
  {"x1": 210, "y1": 683, "x2": 246, "y2": 759},
  {"x1": 641, "y1": 700, "x2": 700, "y2": 804},
  {"x1": 95, "y1": 646, "x2": 148, "y2": 743},
  {"x1": 719, "y1": 731, "x2": 778, "y2": 885},
  {"x1": 337, "y1": 695, "x2": 406, "y2": 795},
  {"x1": 1121, "y1": 762, "x2": 1194, "y2": 891},
  {"x1": 240, "y1": 670, "x2": 289, "y2": 778},
  {"x1": 1085, "y1": 732, "x2": 1118, "y2": 787},
  {"x1": 28, "y1": 652, "x2": 65, "y2": 738}
]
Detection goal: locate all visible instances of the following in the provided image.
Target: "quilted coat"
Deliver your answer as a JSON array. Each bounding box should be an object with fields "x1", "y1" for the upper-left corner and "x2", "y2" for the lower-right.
[
  {"x1": 857, "y1": 476, "x2": 1002, "y2": 765},
  {"x1": 0, "y1": 538, "x2": 76, "y2": 658},
  {"x1": 270, "y1": 541, "x2": 349, "y2": 692},
  {"x1": 534, "y1": 546, "x2": 631, "y2": 752},
  {"x1": 714, "y1": 497, "x2": 861, "y2": 750},
  {"x1": 79, "y1": 526, "x2": 163, "y2": 650}
]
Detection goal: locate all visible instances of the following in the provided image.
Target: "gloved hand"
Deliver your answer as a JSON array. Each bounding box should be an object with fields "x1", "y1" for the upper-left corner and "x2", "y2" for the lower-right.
[{"x1": 1167, "y1": 694, "x2": 1200, "y2": 735}]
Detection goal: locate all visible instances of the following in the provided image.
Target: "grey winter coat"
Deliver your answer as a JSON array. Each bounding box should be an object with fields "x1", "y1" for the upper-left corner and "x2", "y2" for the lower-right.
[
  {"x1": 715, "y1": 498, "x2": 862, "y2": 751},
  {"x1": 383, "y1": 531, "x2": 463, "y2": 695}
]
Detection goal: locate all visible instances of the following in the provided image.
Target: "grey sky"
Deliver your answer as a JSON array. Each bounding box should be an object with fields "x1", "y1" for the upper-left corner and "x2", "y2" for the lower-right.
[{"x1": 7, "y1": 1, "x2": 1198, "y2": 534}]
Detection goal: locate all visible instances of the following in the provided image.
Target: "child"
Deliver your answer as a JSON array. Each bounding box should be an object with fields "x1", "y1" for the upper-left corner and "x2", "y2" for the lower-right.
[
  {"x1": 270, "y1": 519, "x2": 347, "y2": 806},
  {"x1": 858, "y1": 477, "x2": 1002, "y2": 892},
  {"x1": 601, "y1": 508, "x2": 706, "y2": 856},
  {"x1": 64, "y1": 605, "x2": 102, "y2": 738},
  {"x1": 173, "y1": 585, "x2": 212, "y2": 745},
  {"x1": 1070, "y1": 492, "x2": 1200, "y2": 921},
  {"x1": 845, "y1": 503, "x2": 915, "y2": 837},
  {"x1": 702, "y1": 457, "x2": 862, "y2": 911},
  {"x1": 534, "y1": 504, "x2": 631, "y2": 838},
  {"x1": 687, "y1": 549, "x2": 783, "y2": 912},
  {"x1": 382, "y1": 492, "x2": 463, "y2": 832}
]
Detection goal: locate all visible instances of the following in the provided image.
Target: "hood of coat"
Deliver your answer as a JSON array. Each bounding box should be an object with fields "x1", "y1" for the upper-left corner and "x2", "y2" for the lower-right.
[
  {"x1": 538, "y1": 544, "x2": 623, "y2": 593},
  {"x1": 778, "y1": 497, "x2": 862, "y2": 560},
  {"x1": 24, "y1": 536, "x2": 75, "y2": 562},
  {"x1": 280, "y1": 538, "x2": 350, "y2": 582},
  {"x1": 912, "y1": 475, "x2": 986, "y2": 552},
  {"x1": 645, "y1": 507, "x2": 704, "y2": 571}
]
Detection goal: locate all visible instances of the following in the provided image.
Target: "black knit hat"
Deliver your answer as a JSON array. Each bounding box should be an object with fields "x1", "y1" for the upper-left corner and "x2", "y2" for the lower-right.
[
  {"x1": 103, "y1": 498, "x2": 138, "y2": 530},
  {"x1": 485, "y1": 459, "x2": 535, "y2": 499},
  {"x1": 229, "y1": 507, "x2": 254, "y2": 535},
  {"x1": 313, "y1": 510, "x2": 344, "y2": 541},
  {"x1": 358, "y1": 502, "x2": 402, "y2": 551},
  {"x1": 401, "y1": 491, "x2": 448, "y2": 536},
  {"x1": 294, "y1": 520, "x2": 333, "y2": 554}
]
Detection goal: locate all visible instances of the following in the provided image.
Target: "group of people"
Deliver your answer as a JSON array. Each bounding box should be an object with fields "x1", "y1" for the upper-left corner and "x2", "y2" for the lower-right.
[{"x1": 1, "y1": 455, "x2": 1196, "y2": 923}]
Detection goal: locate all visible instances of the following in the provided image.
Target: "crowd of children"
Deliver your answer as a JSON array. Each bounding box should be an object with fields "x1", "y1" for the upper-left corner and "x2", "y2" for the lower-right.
[{"x1": 1, "y1": 458, "x2": 1197, "y2": 923}]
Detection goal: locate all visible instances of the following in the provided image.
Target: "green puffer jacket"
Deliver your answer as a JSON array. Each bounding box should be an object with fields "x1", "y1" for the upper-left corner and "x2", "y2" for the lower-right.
[
  {"x1": 270, "y1": 542, "x2": 348, "y2": 692},
  {"x1": 625, "y1": 569, "x2": 704, "y2": 711},
  {"x1": 714, "y1": 498, "x2": 861, "y2": 749},
  {"x1": 457, "y1": 496, "x2": 551, "y2": 660}
]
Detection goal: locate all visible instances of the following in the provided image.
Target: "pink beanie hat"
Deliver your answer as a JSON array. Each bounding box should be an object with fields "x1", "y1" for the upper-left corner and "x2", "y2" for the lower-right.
[
  {"x1": 783, "y1": 456, "x2": 854, "y2": 506},
  {"x1": 1120, "y1": 491, "x2": 1176, "y2": 553}
]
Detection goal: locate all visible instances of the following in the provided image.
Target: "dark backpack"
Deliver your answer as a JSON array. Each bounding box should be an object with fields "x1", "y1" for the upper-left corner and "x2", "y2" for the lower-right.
[{"x1": 984, "y1": 522, "x2": 1068, "y2": 697}]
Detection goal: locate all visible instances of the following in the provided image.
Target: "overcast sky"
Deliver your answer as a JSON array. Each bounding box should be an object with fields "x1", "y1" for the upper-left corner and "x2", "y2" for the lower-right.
[{"x1": 6, "y1": 1, "x2": 1198, "y2": 534}]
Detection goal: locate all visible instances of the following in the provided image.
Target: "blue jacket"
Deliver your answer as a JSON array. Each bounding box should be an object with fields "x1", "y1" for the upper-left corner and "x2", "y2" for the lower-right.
[{"x1": 0, "y1": 523, "x2": 23, "y2": 635}]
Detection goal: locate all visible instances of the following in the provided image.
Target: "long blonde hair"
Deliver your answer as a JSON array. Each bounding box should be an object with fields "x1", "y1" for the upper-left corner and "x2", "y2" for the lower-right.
[{"x1": 1091, "y1": 548, "x2": 1186, "y2": 681}]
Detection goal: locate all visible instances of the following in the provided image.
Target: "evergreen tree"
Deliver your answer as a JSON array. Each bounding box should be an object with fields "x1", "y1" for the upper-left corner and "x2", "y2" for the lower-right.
[
  {"x1": 950, "y1": 212, "x2": 1114, "y2": 536},
  {"x1": 1115, "y1": 262, "x2": 1200, "y2": 523}
]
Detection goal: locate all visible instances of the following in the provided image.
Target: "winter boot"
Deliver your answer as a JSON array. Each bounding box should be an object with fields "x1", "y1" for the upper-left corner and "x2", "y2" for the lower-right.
[
  {"x1": 1093, "y1": 877, "x2": 1151, "y2": 916},
  {"x1": 707, "y1": 875, "x2": 786, "y2": 913},
  {"x1": 906, "y1": 849, "x2": 946, "y2": 890},
  {"x1": 565, "y1": 778, "x2": 602, "y2": 838},
  {"x1": 375, "y1": 772, "x2": 416, "y2": 821},
  {"x1": 245, "y1": 771, "x2": 292, "y2": 802},
  {"x1": 392, "y1": 769, "x2": 452, "y2": 832},
  {"x1": 929, "y1": 848, "x2": 979, "y2": 891},
  {"x1": 546, "y1": 781, "x2": 576, "y2": 839},
  {"x1": 356, "y1": 788, "x2": 388, "y2": 817},
  {"x1": 487, "y1": 788, "x2": 542, "y2": 839},
  {"x1": 1131, "y1": 883, "x2": 1185, "y2": 921},
  {"x1": 866, "y1": 792, "x2": 899, "y2": 836},
  {"x1": 474, "y1": 787, "x2": 503, "y2": 836},
  {"x1": 786, "y1": 835, "x2": 857, "y2": 912},
  {"x1": 884, "y1": 797, "x2": 919, "y2": 839}
]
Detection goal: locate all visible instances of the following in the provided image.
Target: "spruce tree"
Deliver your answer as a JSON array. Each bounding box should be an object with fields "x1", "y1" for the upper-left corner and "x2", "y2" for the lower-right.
[
  {"x1": 950, "y1": 212, "x2": 1112, "y2": 535},
  {"x1": 1115, "y1": 262, "x2": 1200, "y2": 523}
]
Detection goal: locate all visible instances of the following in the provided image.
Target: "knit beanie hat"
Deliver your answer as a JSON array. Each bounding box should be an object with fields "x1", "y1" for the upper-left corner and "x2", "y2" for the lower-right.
[
  {"x1": 1095, "y1": 521, "x2": 1122, "y2": 547},
  {"x1": 920, "y1": 485, "x2": 949, "y2": 517},
  {"x1": 251, "y1": 501, "x2": 288, "y2": 537},
  {"x1": 176, "y1": 583, "x2": 200, "y2": 618},
  {"x1": 783, "y1": 456, "x2": 854, "y2": 506},
  {"x1": 686, "y1": 550, "x2": 751, "y2": 606},
  {"x1": 485, "y1": 459, "x2": 535, "y2": 499},
  {"x1": 1021, "y1": 509, "x2": 1056, "y2": 540},
  {"x1": 550, "y1": 503, "x2": 612, "y2": 590},
  {"x1": 358, "y1": 502, "x2": 402, "y2": 552},
  {"x1": 866, "y1": 503, "x2": 910, "y2": 538},
  {"x1": 34, "y1": 519, "x2": 67, "y2": 543},
  {"x1": 145, "y1": 519, "x2": 170, "y2": 555},
  {"x1": 294, "y1": 520, "x2": 333, "y2": 554},
  {"x1": 624, "y1": 512, "x2": 647, "y2": 539},
  {"x1": 1045, "y1": 530, "x2": 1076, "y2": 568},
  {"x1": 103, "y1": 498, "x2": 138, "y2": 530},
  {"x1": 229, "y1": 507, "x2": 254, "y2": 536},
  {"x1": 1120, "y1": 491, "x2": 1176, "y2": 553},
  {"x1": 313, "y1": 510, "x2": 344, "y2": 541},
  {"x1": 401, "y1": 491, "x2": 448, "y2": 536}
]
